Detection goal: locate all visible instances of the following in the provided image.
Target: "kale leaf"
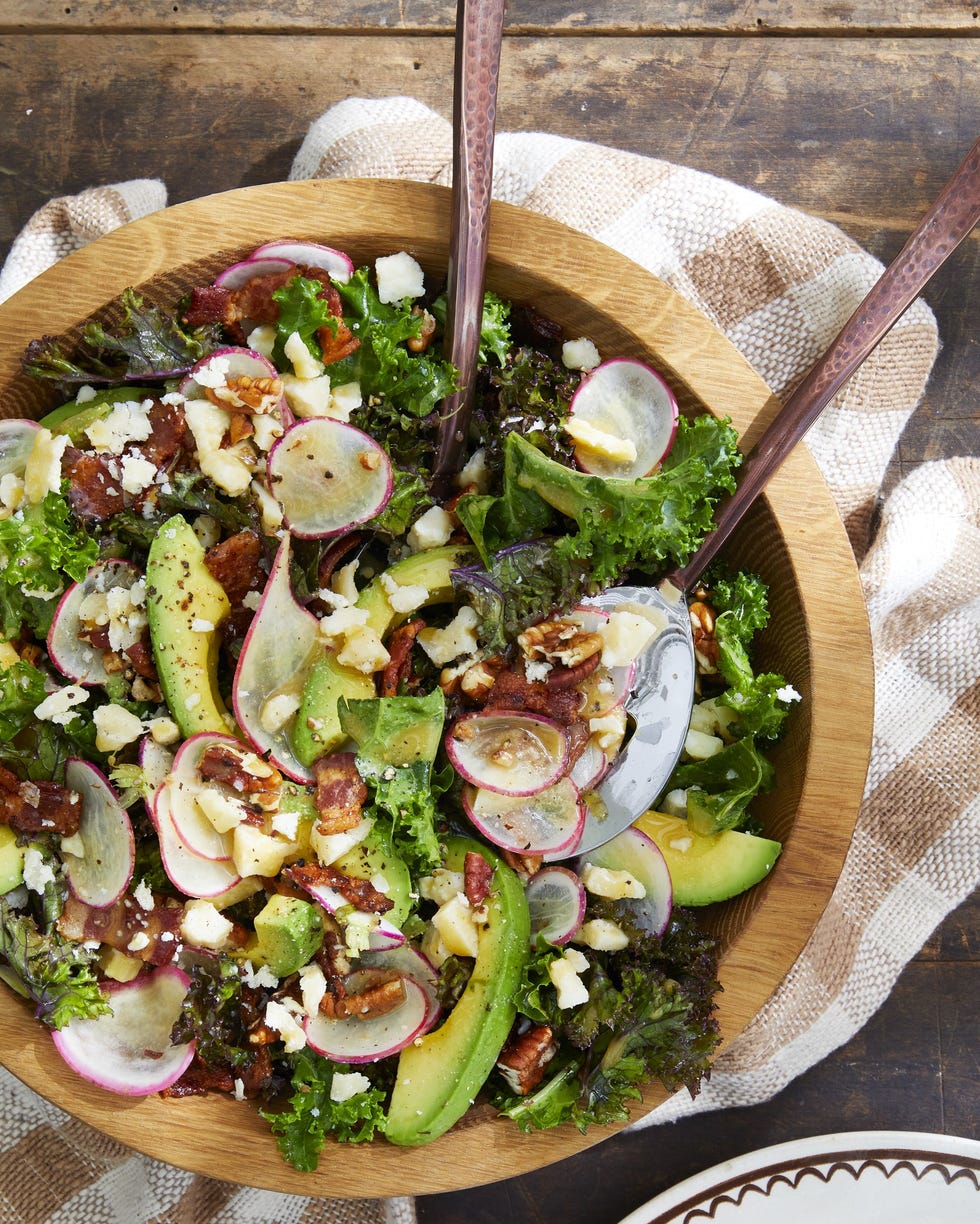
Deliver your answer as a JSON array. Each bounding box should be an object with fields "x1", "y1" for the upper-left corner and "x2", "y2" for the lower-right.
[
  {"x1": 430, "y1": 289, "x2": 513, "y2": 367},
  {"x1": 22, "y1": 288, "x2": 219, "y2": 389},
  {"x1": 0, "y1": 897, "x2": 110, "y2": 1029},
  {"x1": 170, "y1": 954, "x2": 255, "y2": 1070},
  {"x1": 259, "y1": 1049, "x2": 387, "y2": 1170},
  {"x1": 0, "y1": 659, "x2": 48, "y2": 741}
]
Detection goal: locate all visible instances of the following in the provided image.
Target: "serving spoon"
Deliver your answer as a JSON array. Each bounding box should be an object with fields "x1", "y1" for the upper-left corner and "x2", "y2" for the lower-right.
[{"x1": 436, "y1": 6, "x2": 979, "y2": 852}]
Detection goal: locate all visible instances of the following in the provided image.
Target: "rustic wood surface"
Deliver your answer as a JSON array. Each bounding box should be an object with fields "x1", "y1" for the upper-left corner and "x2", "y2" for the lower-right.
[{"x1": 0, "y1": 2, "x2": 975, "y2": 1218}]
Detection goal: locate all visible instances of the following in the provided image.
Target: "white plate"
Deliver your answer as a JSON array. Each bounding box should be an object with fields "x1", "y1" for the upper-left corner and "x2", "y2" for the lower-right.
[{"x1": 618, "y1": 1131, "x2": 980, "y2": 1224}]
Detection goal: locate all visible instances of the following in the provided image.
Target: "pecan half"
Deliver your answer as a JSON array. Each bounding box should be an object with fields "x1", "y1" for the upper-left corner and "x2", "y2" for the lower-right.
[{"x1": 496, "y1": 1024, "x2": 558, "y2": 1095}]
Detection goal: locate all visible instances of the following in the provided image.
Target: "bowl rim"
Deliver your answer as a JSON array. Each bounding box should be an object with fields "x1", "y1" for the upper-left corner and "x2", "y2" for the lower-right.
[{"x1": 0, "y1": 178, "x2": 874, "y2": 1196}]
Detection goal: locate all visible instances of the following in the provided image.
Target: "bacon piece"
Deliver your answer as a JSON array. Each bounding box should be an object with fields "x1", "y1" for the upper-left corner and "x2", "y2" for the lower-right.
[
  {"x1": 61, "y1": 448, "x2": 125, "y2": 522},
  {"x1": 312, "y1": 751, "x2": 367, "y2": 834},
  {"x1": 204, "y1": 529, "x2": 265, "y2": 607},
  {"x1": 137, "y1": 398, "x2": 190, "y2": 470},
  {"x1": 181, "y1": 284, "x2": 232, "y2": 329},
  {"x1": 198, "y1": 742, "x2": 282, "y2": 811},
  {"x1": 124, "y1": 635, "x2": 159, "y2": 681},
  {"x1": 496, "y1": 1024, "x2": 558, "y2": 1095},
  {"x1": 0, "y1": 765, "x2": 82, "y2": 837},
  {"x1": 381, "y1": 620, "x2": 424, "y2": 697},
  {"x1": 161, "y1": 1056, "x2": 237, "y2": 1098},
  {"x1": 483, "y1": 668, "x2": 583, "y2": 724},
  {"x1": 286, "y1": 861, "x2": 393, "y2": 915},
  {"x1": 57, "y1": 892, "x2": 183, "y2": 966},
  {"x1": 463, "y1": 851, "x2": 493, "y2": 908}
]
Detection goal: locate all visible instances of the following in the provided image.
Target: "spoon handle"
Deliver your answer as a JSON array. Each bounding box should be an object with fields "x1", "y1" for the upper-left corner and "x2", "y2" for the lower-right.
[
  {"x1": 673, "y1": 133, "x2": 980, "y2": 589},
  {"x1": 433, "y1": 0, "x2": 506, "y2": 493}
]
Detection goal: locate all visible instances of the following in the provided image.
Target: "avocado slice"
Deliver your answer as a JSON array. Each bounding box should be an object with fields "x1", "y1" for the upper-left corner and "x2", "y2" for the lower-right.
[
  {"x1": 385, "y1": 836, "x2": 530, "y2": 1147},
  {"x1": 249, "y1": 894, "x2": 324, "y2": 977},
  {"x1": 635, "y1": 810, "x2": 781, "y2": 906},
  {"x1": 332, "y1": 830, "x2": 413, "y2": 930},
  {"x1": 40, "y1": 386, "x2": 157, "y2": 442},
  {"x1": 0, "y1": 826, "x2": 25, "y2": 894},
  {"x1": 292, "y1": 544, "x2": 475, "y2": 766},
  {"x1": 146, "y1": 513, "x2": 234, "y2": 738}
]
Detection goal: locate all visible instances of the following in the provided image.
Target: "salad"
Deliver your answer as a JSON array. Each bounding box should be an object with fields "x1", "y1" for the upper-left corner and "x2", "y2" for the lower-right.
[{"x1": 0, "y1": 239, "x2": 797, "y2": 1168}]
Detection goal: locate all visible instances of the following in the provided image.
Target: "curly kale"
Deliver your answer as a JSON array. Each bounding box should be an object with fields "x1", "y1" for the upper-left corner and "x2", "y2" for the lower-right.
[
  {"x1": 0, "y1": 897, "x2": 110, "y2": 1029},
  {"x1": 22, "y1": 288, "x2": 220, "y2": 390},
  {"x1": 170, "y1": 954, "x2": 257, "y2": 1070}
]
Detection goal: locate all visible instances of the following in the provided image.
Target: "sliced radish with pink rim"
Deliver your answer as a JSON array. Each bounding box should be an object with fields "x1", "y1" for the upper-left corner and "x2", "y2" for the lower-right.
[
  {"x1": 446, "y1": 711, "x2": 570, "y2": 797},
  {"x1": 47, "y1": 559, "x2": 144, "y2": 686},
  {"x1": 151, "y1": 784, "x2": 241, "y2": 898},
  {"x1": 138, "y1": 735, "x2": 174, "y2": 793},
  {"x1": 462, "y1": 778, "x2": 584, "y2": 858},
  {"x1": 361, "y1": 945, "x2": 442, "y2": 1032},
  {"x1": 525, "y1": 866, "x2": 587, "y2": 946},
  {"x1": 292, "y1": 877, "x2": 406, "y2": 951},
  {"x1": 251, "y1": 240, "x2": 353, "y2": 284},
  {"x1": 62, "y1": 759, "x2": 135, "y2": 909},
  {"x1": 0, "y1": 418, "x2": 40, "y2": 478},
  {"x1": 569, "y1": 740, "x2": 608, "y2": 793},
  {"x1": 577, "y1": 826, "x2": 672, "y2": 937},
  {"x1": 304, "y1": 975, "x2": 429, "y2": 1063},
  {"x1": 232, "y1": 538, "x2": 317, "y2": 783},
  {"x1": 566, "y1": 605, "x2": 636, "y2": 718},
  {"x1": 159, "y1": 779, "x2": 233, "y2": 862},
  {"x1": 179, "y1": 346, "x2": 290, "y2": 425},
  {"x1": 266, "y1": 418, "x2": 392, "y2": 538},
  {"x1": 568, "y1": 357, "x2": 678, "y2": 479},
  {"x1": 212, "y1": 256, "x2": 294, "y2": 290},
  {"x1": 51, "y1": 965, "x2": 194, "y2": 1096}
]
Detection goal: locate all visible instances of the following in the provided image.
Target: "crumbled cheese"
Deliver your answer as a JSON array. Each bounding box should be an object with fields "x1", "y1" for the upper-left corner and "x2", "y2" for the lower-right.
[
  {"x1": 34, "y1": 685, "x2": 88, "y2": 727},
  {"x1": 180, "y1": 898, "x2": 235, "y2": 950},
  {"x1": 375, "y1": 251, "x2": 425, "y2": 304},
  {"x1": 23, "y1": 428, "x2": 69, "y2": 503},
  {"x1": 0, "y1": 472, "x2": 25, "y2": 514},
  {"x1": 127, "y1": 931, "x2": 151, "y2": 952},
  {"x1": 343, "y1": 909, "x2": 379, "y2": 957},
  {"x1": 241, "y1": 959, "x2": 280, "y2": 989},
  {"x1": 336, "y1": 626, "x2": 390, "y2": 674},
  {"x1": 271, "y1": 806, "x2": 300, "y2": 841},
  {"x1": 192, "y1": 514, "x2": 221, "y2": 550},
  {"x1": 417, "y1": 605, "x2": 480, "y2": 666},
  {"x1": 251, "y1": 412, "x2": 283, "y2": 453},
  {"x1": 282, "y1": 371, "x2": 333, "y2": 418},
  {"x1": 330, "y1": 560, "x2": 360, "y2": 605},
  {"x1": 456, "y1": 447, "x2": 489, "y2": 492},
  {"x1": 406, "y1": 505, "x2": 453, "y2": 552},
  {"x1": 549, "y1": 948, "x2": 591, "y2": 1009},
  {"x1": 318, "y1": 604, "x2": 370, "y2": 643},
  {"x1": 380, "y1": 572, "x2": 428, "y2": 615},
  {"x1": 246, "y1": 324, "x2": 277, "y2": 360},
  {"x1": 284, "y1": 330, "x2": 325, "y2": 380},
  {"x1": 76, "y1": 384, "x2": 98, "y2": 404},
  {"x1": 419, "y1": 869, "x2": 466, "y2": 906},
  {"x1": 431, "y1": 893, "x2": 481, "y2": 958},
  {"x1": 232, "y1": 823, "x2": 290, "y2": 878},
  {"x1": 661, "y1": 788, "x2": 688, "y2": 819},
  {"x1": 561, "y1": 337, "x2": 602, "y2": 371},
  {"x1": 147, "y1": 716, "x2": 181, "y2": 746},
  {"x1": 184, "y1": 399, "x2": 255, "y2": 496},
  {"x1": 683, "y1": 728, "x2": 724, "y2": 760},
  {"x1": 94, "y1": 703, "x2": 145, "y2": 753},
  {"x1": 598, "y1": 608, "x2": 662, "y2": 667},
  {"x1": 133, "y1": 878, "x2": 154, "y2": 910},
  {"x1": 22, "y1": 847, "x2": 55, "y2": 895},
  {"x1": 196, "y1": 787, "x2": 249, "y2": 834},
  {"x1": 59, "y1": 832, "x2": 86, "y2": 858},
  {"x1": 260, "y1": 692, "x2": 301, "y2": 734},
  {"x1": 589, "y1": 707, "x2": 627, "y2": 755},
  {"x1": 777, "y1": 684, "x2": 802, "y2": 703},
  {"x1": 191, "y1": 617, "x2": 215, "y2": 634},
  {"x1": 299, "y1": 962, "x2": 328, "y2": 1017},
  {"x1": 329, "y1": 381, "x2": 362, "y2": 421},
  {"x1": 190, "y1": 354, "x2": 231, "y2": 390},
  {"x1": 574, "y1": 918, "x2": 630, "y2": 952},
  {"x1": 250, "y1": 476, "x2": 284, "y2": 533},
  {"x1": 84, "y1": 400, "x2": 153, "y2": 454},
  {"x1": 265, "y1": 999, "x2": 307, "y2": 1053},
  {"x1": 309, "y1": 814, "x2": 374, "y2": 866},
  {"x1": 119, "y1": 453, "x2": 158, "y2": 495},
  {"x1": 563, "y1": 416, "x2": 637, "y2": 464},
  {"x1": 330, "y1": 1071, "x2": 372, "y2": 1103},
  {"x1": 233, "y1": 1077, "x2": 246, "y2": 1102},
  {"x1": 524, "y1": 658, "x2": 553, "y2": 684},
  {"x1": 241, "y1": 589, "x2": 262, "y2": 612},
  {"x1": 580, "y1": 862, "x2": 646, "y2": 900}
]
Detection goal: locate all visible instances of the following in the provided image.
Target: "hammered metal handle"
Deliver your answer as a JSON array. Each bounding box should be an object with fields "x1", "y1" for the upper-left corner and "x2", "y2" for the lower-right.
[
  {"x1": 675, "y1": 133, "x2": 980, "y2": 587},
  {"x1": 433, "y1": 0, "x2": 506, "y2": 491}
]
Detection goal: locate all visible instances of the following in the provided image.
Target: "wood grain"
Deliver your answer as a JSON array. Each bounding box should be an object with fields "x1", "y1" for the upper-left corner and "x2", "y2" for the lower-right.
[{"x1": 0, "y1": 179, "x2": 872, "y2": 1195}]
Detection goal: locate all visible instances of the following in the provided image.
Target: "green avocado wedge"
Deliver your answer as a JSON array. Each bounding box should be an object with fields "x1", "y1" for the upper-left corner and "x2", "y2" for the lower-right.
[
  {"x1": 635, "y1": 810, "x2": 781, "y2": 906},
  {"x1": 385, "y1": 836, "x2": 530, "y2": 1146},
  {"x1": 145, "y1": 513, "x2": 234, "y2": 738},
  {"x1": 0, "y1": 826, "x2": 26, "y2": 894}
]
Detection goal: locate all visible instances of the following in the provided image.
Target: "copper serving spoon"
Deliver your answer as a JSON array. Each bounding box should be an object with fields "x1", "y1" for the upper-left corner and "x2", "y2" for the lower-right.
[{"x1": 435, "y1": 6, "x2": 979, "y2": 852}]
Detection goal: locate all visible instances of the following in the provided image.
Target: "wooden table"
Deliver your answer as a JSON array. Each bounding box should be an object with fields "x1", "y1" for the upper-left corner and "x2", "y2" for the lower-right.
[{"x1": 0, "y1": 4, "x2": 976, "y2": 1219}]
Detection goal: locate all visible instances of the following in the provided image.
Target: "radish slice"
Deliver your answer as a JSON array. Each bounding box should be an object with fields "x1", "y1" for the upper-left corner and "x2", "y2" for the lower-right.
[
  {"x1": 151, "y1": 784, "x2": 242, "y2": 898},
  {"x1": 138, "y1": 736, "x2": 174, "y2": 792},
  {"x1": 47, "y1": 559, "x2": 144, "y2": 686},
  {"x1": 292, "y1": 877, "x2": 406, "y2": 951},
  {"x1": 179, "y1": 345, "x2": 290, "y2": 424},
  {"x1": 61, "y1": 760, "x2": 135, "y2": 909},
  {"x1": 232, "y1": 538, "x2": 318, "y2": 783},
  {"x1": 361, "y1": 945, "x2": 441, "y2": 1031},
  {"x1": 462, "y1": 778, "x2": 584, "y2": 858},
  {"x1": 569, "y1": 740, "x2": 608, "y2": 793},
  {"x1": 568, "y1": 357, "x2": 678, "y2": 479},
  {"x1": 159, "y1": 778, "x2": 232, "y2": 862},
  {"x1": 304, "y1": 976, "x2": 429, "y2": 1063},
  {"x1": 577, "y1": 826, "x2": 672, "y2": 937},
  {"x1": 212, "y1": 256, "x2": 293, "y2": 290},
  {"x1": 525, "y1": 866, "x2": 587, "y2": 946},
  {"x1": 566, "y1": 605, "x2": 636, "y2": 719},
  {"x1": 446, "y1": 711, "x2": 570, "y2": 797},
  {"x1": 251, "y1": 240, "x2": 353, "y2": 284},
  {"x1": 51, "y1": 965, "x2": 194, "y2": 1096},
  {"x1": 0, "y1": 418, "x2": 40, "y2": 478},
  {"x1": 266, "y1": 418, "x2": 393, "y2": 538}
]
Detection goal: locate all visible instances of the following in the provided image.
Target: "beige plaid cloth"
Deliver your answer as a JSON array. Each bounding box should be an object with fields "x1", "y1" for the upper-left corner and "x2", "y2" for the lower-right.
[{"x1": 1, "y1": 95, "x2": 977, "y2": 1220}]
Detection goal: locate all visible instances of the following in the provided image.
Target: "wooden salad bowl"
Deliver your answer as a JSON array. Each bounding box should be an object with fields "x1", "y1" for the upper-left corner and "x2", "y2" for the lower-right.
[{"x1": 0, "y1": 180, "x2": 873, "y2": 1197}]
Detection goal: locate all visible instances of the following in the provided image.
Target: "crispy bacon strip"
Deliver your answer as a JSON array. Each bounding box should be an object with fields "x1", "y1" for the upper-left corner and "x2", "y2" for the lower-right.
[
  {"x1": 463, "y1": 851, "x2": 493, "y2": 908},
  {"x1": 62, "y1": 449, "x2": 125, "y2": 522},
  {"x1": 198, "y1": 742, "x2": 282, "y2": 811},
  {"x1": 57, "y1": 893, "x2": 183, "y2": 966},
  {"x1": 286, "y1": 861, "x2": 393, "y2": 915},
  {"x1": 483, "y1": 668, "x2": 584, "y2": 724},
  {"x1": 312, "y1": 751, "x2": 367, "y2": 834},
  {"x1": 0, "y1": 765, "x2": 82, "y2": 837},
  {"x1": 381, "y1": 619, "x2": 424, "y2": 697},
  {"x1": 204, "y1": 529, "x2": 265, "y2": 607}
]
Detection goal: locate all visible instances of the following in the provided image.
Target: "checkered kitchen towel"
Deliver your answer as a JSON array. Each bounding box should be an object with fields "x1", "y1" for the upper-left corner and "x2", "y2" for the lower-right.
[{"x1": 0, "y1": 96, "x2": 977, "y2": 1220}]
